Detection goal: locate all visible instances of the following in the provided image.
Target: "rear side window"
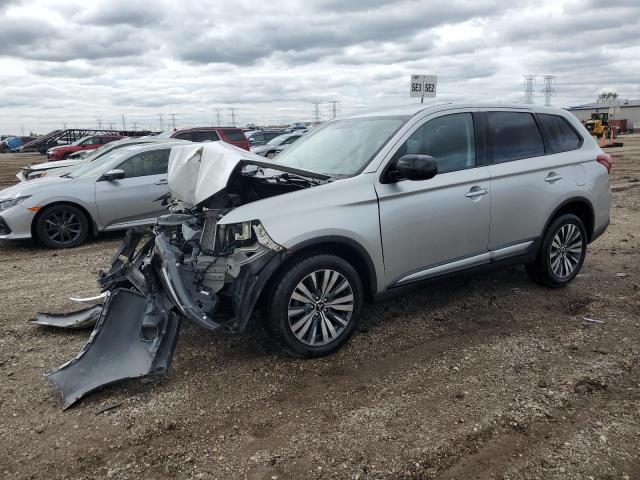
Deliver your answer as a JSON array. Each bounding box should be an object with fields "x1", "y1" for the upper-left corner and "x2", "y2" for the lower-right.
[
  {"x1": 222, "y1": 129, "x2": 246, "y2": 142},
  {"x1": 487, "y1": 112, "x2": 545, "y2": 162},
  {"x1": 538, "y1": 114, "x2": 581, "y2": 153},
  {"x1": 392, "y1": 113, "x2": 476, "y2": 174},
  {"x1": 173, "y1": 132, "x2": 193, "y2": 141},
  {"x1": 192, "y1": 131, "x2": 220, "y2": 142},
  {"x1": 118, "y1": 149, "x2": 170, "y2": 178}
]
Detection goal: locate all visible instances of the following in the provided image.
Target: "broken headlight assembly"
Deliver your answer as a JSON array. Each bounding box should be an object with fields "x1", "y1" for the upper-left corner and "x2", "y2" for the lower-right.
[{"x1": 0, "y1": 195, "x2": 30, "y2": 212}]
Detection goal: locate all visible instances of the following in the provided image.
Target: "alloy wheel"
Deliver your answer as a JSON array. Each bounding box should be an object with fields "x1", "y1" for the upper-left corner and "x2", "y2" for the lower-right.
[
  {"x1": 43, "y1": 210, "x2": 82, "y2": 245},
  {"x1": 287, "y1": 269, "x2": 354, "y2": 346},
  {"x1": 549, "y1": 223, "x2": 583, "y2": 278}
]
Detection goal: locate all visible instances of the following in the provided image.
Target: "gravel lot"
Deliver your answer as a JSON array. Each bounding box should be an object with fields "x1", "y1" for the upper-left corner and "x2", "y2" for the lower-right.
[{"x1": 0, "y1": 138, "x2": 639, "y2": 479}]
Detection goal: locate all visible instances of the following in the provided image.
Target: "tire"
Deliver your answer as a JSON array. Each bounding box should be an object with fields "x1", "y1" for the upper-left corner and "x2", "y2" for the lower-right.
[
  {"x1": 262, "y1": 253, "x2": 363, "y2": 358},
  {"x1": 35, "y1": 204, "x2": 89, "y2": 249},
  {"x1": 525, "y1": 213, "x2": 587, "y2": 288}
]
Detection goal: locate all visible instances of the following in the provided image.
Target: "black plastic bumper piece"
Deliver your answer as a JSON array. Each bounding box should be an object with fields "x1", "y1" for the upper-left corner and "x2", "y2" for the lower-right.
[
  {"x1": 46, "y1": 288, "x2": 180, "y2": 409},
  {"x1": 0, "y1": 217, "x2": 11, "y2": 235}
]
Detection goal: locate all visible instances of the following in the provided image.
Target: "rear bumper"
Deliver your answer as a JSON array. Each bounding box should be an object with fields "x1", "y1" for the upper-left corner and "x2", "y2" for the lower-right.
[{"x1": 590, "y1": 215, "x2": 610, "y2": 243}]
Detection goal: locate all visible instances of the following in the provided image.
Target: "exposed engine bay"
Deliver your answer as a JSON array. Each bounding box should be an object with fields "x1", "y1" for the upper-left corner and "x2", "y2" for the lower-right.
[{"x1": 33, "y1": 143, "x2": 330, "y2": 409}]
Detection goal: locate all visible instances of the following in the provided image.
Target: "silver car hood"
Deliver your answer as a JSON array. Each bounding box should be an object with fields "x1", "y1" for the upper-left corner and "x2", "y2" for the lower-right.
[
  {"x1": 27, "y1": 159, "x2": 84, "y2": 172},
  {"x1": 0, "y1": 175, "x2": 70, "y2": 198},
  {"x1": 168, "y1": 142, "x2": 327, "y2": 208}
]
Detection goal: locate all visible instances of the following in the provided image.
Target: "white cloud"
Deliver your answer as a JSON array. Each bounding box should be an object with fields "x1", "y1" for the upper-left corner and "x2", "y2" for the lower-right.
[{"x1": 0, "y1": 0, "x2": 638, "y2": 133}]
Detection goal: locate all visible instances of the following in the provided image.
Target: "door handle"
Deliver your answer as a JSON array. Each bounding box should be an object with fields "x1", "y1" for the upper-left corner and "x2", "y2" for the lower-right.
[
  {"x1": 544, "y1": 173, "x2": 563, "y2": 183},
  {"x1": 155, "y1": 179, "x2": 168, "y2": 185},
  {"x1": 465, "y1": 187, "x2": 488, "y2": 198}
]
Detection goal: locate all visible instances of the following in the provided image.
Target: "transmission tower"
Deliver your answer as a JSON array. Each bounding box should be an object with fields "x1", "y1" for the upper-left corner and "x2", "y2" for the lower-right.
[
  {"x1": 523, "y1": 75, "x2": 536, "y2": 104},
  {"x1": 216, "y1": 108, "x2": 222, "y2": 126},
  {"x1": 121, "y1": 114, "x2": 126, "y2": 131},
  {"x1": 229, "y1": 108, "x2": 237, "y2": 127},
  {"x1": 329, "y1": 101, "x2": 339, "y2": 119},
  {"x1": 541, "y1": 75, "x2": 557, "y2": 106},
  {"x1": 158, "y1": 113, "x2": 164, "y2": 131},
  {"x1": 311, "y1": 101, "x2": 321, "y2": 124},
  {"x1": 170, "y1": 113, "x2": 177, "y2": 131}
]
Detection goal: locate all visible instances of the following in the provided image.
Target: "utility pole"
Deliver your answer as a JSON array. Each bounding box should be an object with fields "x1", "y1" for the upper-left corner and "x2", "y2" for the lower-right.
[
  {"x1": 523, "y1": 75, "x2": 536, "y2": 104},
  {"x1": 541, "y1": 75, "x2": 556, "y2": 107},
  {"x1": 330, "y1": 100, "x2": 338, "y2": 119},
  {"x1": 121, "y1": 114, "x2": 126, "y2": 131},
  {"x1": 170, "y1": 113, "x2": 177, "y2": 131},
  {"x1": 158, "y1": 113, "x2": 164, "y2": 131},
  {"x1": 216, "y1": 108, "x2": 222, "y2": 126},
  {"x1": 229, "y1": 108, "x2": 237, "y2": 127}
]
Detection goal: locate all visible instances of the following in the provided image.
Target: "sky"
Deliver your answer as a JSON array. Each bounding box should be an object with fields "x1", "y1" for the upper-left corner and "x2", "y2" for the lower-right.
[{"x1": 0, "y1": 0, "x2": 638, "y2": 134}]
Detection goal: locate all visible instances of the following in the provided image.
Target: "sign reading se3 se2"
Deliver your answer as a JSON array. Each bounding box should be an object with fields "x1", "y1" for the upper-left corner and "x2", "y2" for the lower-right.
[{"x1": 410, "y1": 75, "x2": 437, "y2": 98}]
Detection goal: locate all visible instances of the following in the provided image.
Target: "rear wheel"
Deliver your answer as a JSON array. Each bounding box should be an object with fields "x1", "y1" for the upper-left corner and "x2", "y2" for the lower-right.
[
  {"x1": 262, "y1": 254, "x2": 363, "y2": 357},
  {"x1": 35, "y1": 204, "x2": 89, "y2": 248},
  {"x1": 526, "y1": 213, "x2": 587, "y2": 287}
]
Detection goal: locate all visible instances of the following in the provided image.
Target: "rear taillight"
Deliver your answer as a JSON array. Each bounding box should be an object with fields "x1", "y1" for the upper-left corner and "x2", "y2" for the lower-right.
[{"x1": 597, "y1": 153, "x2": 612, "y2": 174}]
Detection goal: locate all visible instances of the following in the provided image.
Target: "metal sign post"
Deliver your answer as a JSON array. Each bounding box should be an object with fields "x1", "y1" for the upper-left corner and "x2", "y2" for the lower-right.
[{"x1": 410, "y1": 74, "x2": 437, "y2": 103}]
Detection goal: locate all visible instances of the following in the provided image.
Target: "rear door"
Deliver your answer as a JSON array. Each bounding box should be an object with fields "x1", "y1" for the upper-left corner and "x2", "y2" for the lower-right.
[
  {"x1": 484, "y1": 110, "x2": 571, "y2": 255},
  {"x1": 375, "y1": 111, "x2": 492, "y2": 286},
  {"x1": 95, "y1": 148, "x2": 170, "y2": 228}
]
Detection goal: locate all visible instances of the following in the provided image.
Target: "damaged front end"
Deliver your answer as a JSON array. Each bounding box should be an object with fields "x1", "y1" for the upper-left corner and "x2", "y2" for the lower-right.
[{"x1": 38, "y1": 143, "x2": 327, "y2": 408}]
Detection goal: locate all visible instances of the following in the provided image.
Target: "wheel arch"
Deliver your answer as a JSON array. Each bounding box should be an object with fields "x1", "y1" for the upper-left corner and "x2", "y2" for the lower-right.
[
  {"x1": 31, "y1": 201, "x2": 98, "y2": 240},
  {"x1": 543, "y1": 197, "x2": 595, "y2": 242}
]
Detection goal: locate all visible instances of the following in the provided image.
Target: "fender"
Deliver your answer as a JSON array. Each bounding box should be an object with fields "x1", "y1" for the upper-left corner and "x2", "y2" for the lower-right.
[{"x1": 286, "y1": 235, "x2": 379, "y2": 296}]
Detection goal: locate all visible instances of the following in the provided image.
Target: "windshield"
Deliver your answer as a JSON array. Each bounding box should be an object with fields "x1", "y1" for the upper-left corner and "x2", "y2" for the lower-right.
[
  {"x1": 68, "y1": 149, "x2": 131, "y2": 178},
  {"x1": 274, "y1": 116, "x2": 408, "y2": 176},
  {"x1": 71, "y1": 136, "x2": 91, "y2": 146},
  {"x1": 266, "y1": 134, "x2": 290, "y2": 146}
]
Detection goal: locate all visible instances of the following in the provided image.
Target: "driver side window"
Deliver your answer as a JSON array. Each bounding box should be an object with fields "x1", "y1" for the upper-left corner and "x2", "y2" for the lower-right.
[
  {"x1": 117, "y1": 149, "x2": 170, "y2": 178},
  {"x1": 392, "y1": 113, "x2": 476, "y2": 174}
]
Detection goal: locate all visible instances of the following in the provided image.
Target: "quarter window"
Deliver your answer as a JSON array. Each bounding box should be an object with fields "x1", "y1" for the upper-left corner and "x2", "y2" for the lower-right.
[
  {"x1": 486, "y1": 112, "x2": 545, "y2": 162},
  {"x1": 117, "y1": 149, "x2": 170, "y2": 178},
  {"x1": 392, "y1": 113, "x2": 476, "y2": 174},
  {"x1": 538, "y1": 114, "x2": 581, "y2": 153}
]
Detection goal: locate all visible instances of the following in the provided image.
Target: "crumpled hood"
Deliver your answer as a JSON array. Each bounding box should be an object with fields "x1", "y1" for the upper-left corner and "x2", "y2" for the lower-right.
[{"x1": 168, "y1": 141, "x2": 327, "y2": 208}]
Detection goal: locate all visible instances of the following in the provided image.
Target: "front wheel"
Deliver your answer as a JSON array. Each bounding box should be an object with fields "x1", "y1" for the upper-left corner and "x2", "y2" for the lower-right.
[
  {"x1": 262, "y1": 254, "x2": 363, "y2": 357},
  {"x1": 35, "y1": 204, "x2": 89, "y2": 248},
  {"x1": 526, "y1": 213, "x2": 587, "y2": 288}
]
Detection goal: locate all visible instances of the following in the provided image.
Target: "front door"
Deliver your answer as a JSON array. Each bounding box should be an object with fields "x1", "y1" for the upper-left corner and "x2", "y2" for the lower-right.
[
  {"x1": 375, "y1": 112, "x2": 491, "y2": 286},
  {"x1": 95, "y1": 148, "x2": 170, "y2": 229}
]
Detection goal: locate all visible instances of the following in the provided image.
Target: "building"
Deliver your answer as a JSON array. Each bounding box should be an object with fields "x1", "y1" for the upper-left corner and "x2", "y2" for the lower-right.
[{"x1": 567, "y1": 99, "x2": 640, "y2": 131}]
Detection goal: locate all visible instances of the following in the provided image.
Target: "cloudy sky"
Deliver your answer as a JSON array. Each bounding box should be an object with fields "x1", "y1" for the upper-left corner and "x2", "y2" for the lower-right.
[{"x1": 0, "y1": 0, "x2": 638, "y2": 134}]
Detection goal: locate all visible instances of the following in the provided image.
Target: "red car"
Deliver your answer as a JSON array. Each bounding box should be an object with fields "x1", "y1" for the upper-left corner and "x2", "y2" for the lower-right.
[
  {"x1": 46, "y1": 135, "x2": 124, "y2": 160},
  {"x1": 170, "y1": 127, "x2": 250, "y2": 150}
]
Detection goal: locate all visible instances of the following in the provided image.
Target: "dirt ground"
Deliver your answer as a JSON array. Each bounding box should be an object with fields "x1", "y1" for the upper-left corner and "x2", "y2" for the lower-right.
[{"x1": 0, "y1": 138, "x2": 639, "y2": 480}]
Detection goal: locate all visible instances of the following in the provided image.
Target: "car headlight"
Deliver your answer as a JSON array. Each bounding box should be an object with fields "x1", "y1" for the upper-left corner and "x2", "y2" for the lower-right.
[
  {"x1": 0, "y1": 195, "x2": 31, "y2": 212},
  {"x1": 212, "y1": 221, "x2": 282, "y2": 253}
]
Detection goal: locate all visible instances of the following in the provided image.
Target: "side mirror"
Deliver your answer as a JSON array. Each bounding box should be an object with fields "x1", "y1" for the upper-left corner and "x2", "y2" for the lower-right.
[
  {"x1": 385, "y1": 154, "x2": 438, "y2": 183},
  {"x1": 102, "y1": 169, "x2": 125, "y2": 181}
]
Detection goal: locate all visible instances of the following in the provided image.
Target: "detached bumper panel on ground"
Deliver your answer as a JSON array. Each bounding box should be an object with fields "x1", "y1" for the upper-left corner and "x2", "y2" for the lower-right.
[{"x1": 46, "y1": 288, "x2": 180, "y2": 410}]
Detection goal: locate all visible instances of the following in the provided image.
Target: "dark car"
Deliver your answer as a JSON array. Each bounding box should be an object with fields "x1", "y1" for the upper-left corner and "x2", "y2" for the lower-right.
[
  {"x1": 246, "y1": 130, "x2": 284, "y2": 146},
  {"x1": 249, "y1": 132, "x2": 303, "y2": 158},
  {"x1": 170, "y1": 127, "x2": 250, "y2": 150},
  {"x1": 46, "y1": 135, "x2": 124, "y2": 160}
]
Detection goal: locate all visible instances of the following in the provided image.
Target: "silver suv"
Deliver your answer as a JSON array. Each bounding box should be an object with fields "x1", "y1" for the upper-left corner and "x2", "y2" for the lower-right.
[{"x1": 40, "y1": 104, "x2": 612, "y2": 408}]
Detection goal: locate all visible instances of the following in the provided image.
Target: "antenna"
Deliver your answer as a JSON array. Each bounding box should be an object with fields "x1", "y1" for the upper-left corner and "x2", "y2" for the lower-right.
[
  {"x1": 542, "y1": 75, "x2": 556, "y2": 106},
  {"x1": 523, "y1": 75, "x2": 536, "y2": 104}
]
